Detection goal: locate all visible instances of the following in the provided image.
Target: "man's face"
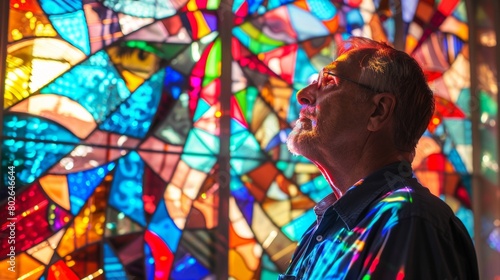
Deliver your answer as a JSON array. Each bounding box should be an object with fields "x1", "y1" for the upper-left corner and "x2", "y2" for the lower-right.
[{"x1": 287, "y1": 53, "x2": 375, "y2": 162}]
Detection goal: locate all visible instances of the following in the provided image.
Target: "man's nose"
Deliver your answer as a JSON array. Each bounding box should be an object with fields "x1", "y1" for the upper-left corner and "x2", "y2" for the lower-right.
[{"x1": 296, "y1": 84, "x2": 316, "y2": 105}]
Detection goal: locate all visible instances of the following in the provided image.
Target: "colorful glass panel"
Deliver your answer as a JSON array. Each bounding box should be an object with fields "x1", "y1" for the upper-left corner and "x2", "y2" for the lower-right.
[{"x1": 1, "y1": 0, "x2": 477, "y2": 279}]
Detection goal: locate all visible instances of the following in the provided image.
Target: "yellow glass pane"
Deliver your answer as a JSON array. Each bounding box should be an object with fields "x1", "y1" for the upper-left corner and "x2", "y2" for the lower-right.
[
  {"x1": 39, "y1": 175, "x2": 70, "y2": 210},
  {"x1": 5, "y1": 38, "x2": 85, "y2": 108},
  {"x1": 254, "y1": 114, "x2": 280, "y2": 149},
  {"x1": 229, "y1": 248, "x2": 254, "y2": 280},
  {"x1": 440, "y1": 16, "x2": 468, "y2": 41},
  {"x1": 0, "y1": 253, "x2": 44, "y2": 280},
  {"x1": 251, "y1": 204, "x2": 296, "y2": 272},
  {"x1": 57, "y1": 185, "x2": 108, "y2": 257},
  {"x1": 29, "y1": 229, "x2": 66, "y2": 265},
  {"x1": 235, "y1": 242, "x2": 260, "y2": 271},
  {"x1": 262, "y1": 199, "x2": 291, "y2": 227},
  {"x1": 165, "y1": 184, "x2": 192, "y2": 230},
  {"x1": 9, "y1": 2, "x2": 57, "y2": 42},
  {"x1": 121, "y1": 70, "x2": 145, "y2": 92},
  {"x1": 56, "y1": 226, "x2": 75, "y2": 258}
]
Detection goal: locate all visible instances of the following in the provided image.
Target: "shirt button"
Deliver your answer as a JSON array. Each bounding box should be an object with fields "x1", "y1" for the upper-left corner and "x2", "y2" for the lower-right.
[{"x1": 316, "y1": 235, "x2": 323, "y2": 242}]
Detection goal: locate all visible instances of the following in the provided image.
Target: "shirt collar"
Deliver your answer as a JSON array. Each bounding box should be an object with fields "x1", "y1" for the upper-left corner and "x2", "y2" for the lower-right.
[{"x1": 315, "y1": 161, "x2": 413, "y2": 230}]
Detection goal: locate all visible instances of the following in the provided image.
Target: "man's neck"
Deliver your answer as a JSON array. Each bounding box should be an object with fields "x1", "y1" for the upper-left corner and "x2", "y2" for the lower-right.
[{"x1": 316, "y1": 150, "x2": 410, "y2": 198}]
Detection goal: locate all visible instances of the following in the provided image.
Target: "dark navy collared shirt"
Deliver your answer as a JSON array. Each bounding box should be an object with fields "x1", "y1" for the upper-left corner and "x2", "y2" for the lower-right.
[{"x1": 280, "y1": 162, "x2": 479, "y2": 280}]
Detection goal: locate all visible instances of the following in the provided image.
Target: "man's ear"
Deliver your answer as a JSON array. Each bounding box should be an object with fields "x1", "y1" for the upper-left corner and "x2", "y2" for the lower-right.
[{"x1": 367, "y1": 93, "x2": 396, "y2": 132}]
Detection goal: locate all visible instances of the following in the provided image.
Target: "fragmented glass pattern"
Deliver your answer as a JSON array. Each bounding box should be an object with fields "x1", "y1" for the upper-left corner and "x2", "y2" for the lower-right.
[
  {"x1": 471, "y1": 1, "x2": 500, "y2": 278},
  {"x1": 1, "y1": 0, "x2": 475, "y2": 279}
]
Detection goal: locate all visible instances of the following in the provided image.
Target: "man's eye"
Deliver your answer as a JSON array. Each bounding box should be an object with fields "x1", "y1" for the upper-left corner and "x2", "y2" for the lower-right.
[{"x1": 322, "y1": 74, "x2": 338, "y2": 86}]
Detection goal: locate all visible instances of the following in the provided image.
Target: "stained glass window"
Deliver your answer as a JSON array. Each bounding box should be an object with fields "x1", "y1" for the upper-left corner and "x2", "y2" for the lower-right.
[{"x1": 1, "y1": 0, "x2": 491, "y2": 279}]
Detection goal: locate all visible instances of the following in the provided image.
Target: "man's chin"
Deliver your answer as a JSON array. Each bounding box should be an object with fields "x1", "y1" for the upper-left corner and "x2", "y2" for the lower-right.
[
  {"x1": 287, "y1": 128, "x2": 319, "y2": 156},
  {"x1": 286, "y1": 135, "x2": 307, "y2": 156}
]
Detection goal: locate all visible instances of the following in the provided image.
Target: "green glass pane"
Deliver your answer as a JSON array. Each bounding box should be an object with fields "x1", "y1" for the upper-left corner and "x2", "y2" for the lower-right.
[
  {"x1": 193, "y1": 98, "x2": 211, "y2": 122},
  {"x1": 479, "y1": 90, "x2": 498, "y2": 117},
  {"x1": 230, "y1": 158, "x2": 262, "y2": 175},
  {"x1": 181, "y1": 154, "x2": 217, "y2": 173},
  {"x1": 203, "y1": 38, "x2": 221, "y2": 86},
  {"x1": 443, "y1": 119, "x2": 472, "y2": 145},
  {"x1": 184, "y1": 128, "x2": 219, "y2": 155}
]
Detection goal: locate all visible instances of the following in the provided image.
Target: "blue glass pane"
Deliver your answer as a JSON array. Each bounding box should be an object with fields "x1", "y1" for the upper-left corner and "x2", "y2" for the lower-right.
[
  {"x1": 193, "y1": 99, "x2": 211, "y2": 122},
  {"x1": 401, "y1": 0, "x2": 418, "y2": 23},
  {"x1": 456, "y1": 205, "x2": 474, "y2": 238},
  {"x1": 261, "y1": 269, "x2": 280, "y2": 280},
  {"x1": 487, "y1": 228, "x2": 500, "y2": 253},
  {"x1": 456, "y1": 88, "x2": 471, "y2": 115},
  {"x1": 231, "y1": 183, "x2": 255, "y2": 224},
  {"x1": 231, "y1": 119, "x2": 247, "y2": 135},
  {"x1": 109, "y1": 152, "x2": 146, "y2": 226},
  {"x1": 164, "y1": 67, "x2": 186, "y2": 100},
  {"x1": 265, "y1": 129, "x2": 287, "y2": 151},
  {"x1": 266, "y1": 0, "x2": 295, "y2": 11},
  {"x1": 49, "y1": 11, "x2": 90, "y2": 55},
  {"x1": 448, "y1": 149, "x2": 468, "y2": 174},
  {"x1": 103, "y1": 243, "x2": 128, "y2": 279},
  {"x1": 281, "y1": 209, "x2": 315, "y2": 241},
  {"x1": 288, "y1": 5, "x2": 329, "y2": 40},
  {"x1": 41, "y1": 51, "x2": 131, "y2": 122},
  {"x1": 307, "y1": 0, "x2": 336, "y2": 20},
  {"x1": 246, "y1": 0, "x2": 265, "y2": 13},
  {"x1": 184, "y1": 128, "x2": 219, "y2": 155},
  {"x1": 231, "y1": 130, "x2": 265, "y2": 159},
  {"x1": 68, "y1": 162, "x2": 115, "y2": 215},
  {"x1": 260, "y1": 253, "x2": 280, "y2": 278},
  {"x1": 293, "y1": 48, "x2": 318, "y2": 89},
  {"x1": 100, "y1": 71, "x2": 164, "y2": 138},
  {"x1": 230, "y1": 158, "x2": 262, "y2": 176},
  {"x1": 300, "y1": 176, "x2": 331, "y2": 202},
  {"x1": 3, "y1": 114, "x2": 79, "y2": 142},
  {"x1": 2, "y1": 114, "x2": 79, "y2": 185},
  {"x1": 345, "y1": 8, "x2": 364, "y2": 33},
  {"x1": 182, "y1": 154, "x2": 218, "y2": 173},
  {"x1": 287, "y1": 89, "x2": 300, "y2": 123},
  {"x1": 383, "y1": 18, "x2": 396, "y2": 43},
  {"x1": 444, "y1": 119, "x2": 472, "y2": 145},
  {"x1": 39, "y1": 0, "x2": 81, "y2": 14},
  {"x1": 233, "y1": 0, "x2": 265, "y2": 14},
  {"x1": 148, "y1": 200, "x2": 181, "y2": 251},
  {"x1": 171, "y1": 255, "x2": 210, "y2": 280},
  {"x1": 2, "y1": 140, "x2": 75, "y2": 187},
  {"x1": 276, "y1": 161, "x2": 293, "y2": 177},
  {"x1": 443, "y1": 34, "x2": 465, "y2": 61},
  {"x1": 442, "y1": 135, "x2": 454, "y2": 155},
  {"x1": 145, "y1": 242, "x2": 155, "y2": 280},
  {"x1": 101, "y1": 0, "x2": 179, "y2": 19}
]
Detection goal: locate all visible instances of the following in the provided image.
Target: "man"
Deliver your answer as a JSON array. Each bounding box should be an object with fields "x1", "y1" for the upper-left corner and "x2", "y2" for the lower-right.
[{"x1": 282, "y1": 37, "x2": 479, "y2": 279}]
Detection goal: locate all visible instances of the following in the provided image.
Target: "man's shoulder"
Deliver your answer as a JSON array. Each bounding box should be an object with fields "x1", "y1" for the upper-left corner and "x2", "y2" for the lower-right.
[{"x1": 371, "y1": 179, "x2": 461, "y2": 229}]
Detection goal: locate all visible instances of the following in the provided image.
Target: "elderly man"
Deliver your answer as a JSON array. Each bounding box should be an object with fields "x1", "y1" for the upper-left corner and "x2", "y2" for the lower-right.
[{"x1": 282, "y1": 37, "x2": 479, "y2": 279}]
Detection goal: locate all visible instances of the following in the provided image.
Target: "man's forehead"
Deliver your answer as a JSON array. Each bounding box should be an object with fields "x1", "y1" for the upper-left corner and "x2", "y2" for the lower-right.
[{"x1": 324, "y1": 53, "x2": 353, "y2": 72}]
